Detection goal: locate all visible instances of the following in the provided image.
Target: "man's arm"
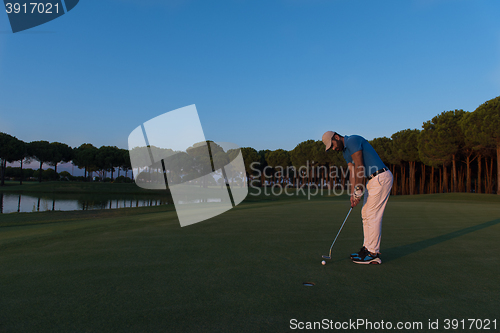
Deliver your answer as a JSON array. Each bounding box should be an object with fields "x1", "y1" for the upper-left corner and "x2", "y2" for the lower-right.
[
  {"x1": 348, "y1": 162, "x2": 355, "y2": 192},
  {"x1": 350, "y1": 150, "x2": 365, "y2": 207}
]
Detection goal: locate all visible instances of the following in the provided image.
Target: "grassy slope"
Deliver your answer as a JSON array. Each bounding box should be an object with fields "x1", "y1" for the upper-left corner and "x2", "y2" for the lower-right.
[{"x1": 1, "y1": 193, "x2": 499, "y2": 332}]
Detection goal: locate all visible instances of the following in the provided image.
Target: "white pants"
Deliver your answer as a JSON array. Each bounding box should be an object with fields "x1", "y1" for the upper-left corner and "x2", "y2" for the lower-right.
[{"x1": 361, "y1": 170, "x2": 393, "y2": 254}]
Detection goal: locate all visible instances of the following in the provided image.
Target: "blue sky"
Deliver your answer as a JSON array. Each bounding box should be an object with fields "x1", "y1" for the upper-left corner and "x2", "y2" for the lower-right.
[{"x1": 1, "y1": 0, "x2": 499, "y2": 154}]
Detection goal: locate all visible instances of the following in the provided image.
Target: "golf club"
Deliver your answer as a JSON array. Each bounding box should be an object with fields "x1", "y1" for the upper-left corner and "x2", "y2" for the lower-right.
[{"x1": 322, "y1": 206, "x2": 353, "y2": 260}]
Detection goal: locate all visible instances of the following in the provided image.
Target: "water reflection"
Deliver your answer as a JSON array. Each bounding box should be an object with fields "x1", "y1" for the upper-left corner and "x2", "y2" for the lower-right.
[{"x1": 0, "y1": 192, "x2": 169, "y2": 214}]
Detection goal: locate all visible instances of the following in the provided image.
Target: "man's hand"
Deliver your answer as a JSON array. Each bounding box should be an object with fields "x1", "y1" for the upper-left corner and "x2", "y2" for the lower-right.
[{"x1": 350, "y1": 195, "x2": 361, "y2": 207}]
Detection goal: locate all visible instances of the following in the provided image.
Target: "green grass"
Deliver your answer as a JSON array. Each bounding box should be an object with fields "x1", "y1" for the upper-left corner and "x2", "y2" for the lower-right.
[{"x1": 1, "y1": 193, "x2": 499, "y2": 332}]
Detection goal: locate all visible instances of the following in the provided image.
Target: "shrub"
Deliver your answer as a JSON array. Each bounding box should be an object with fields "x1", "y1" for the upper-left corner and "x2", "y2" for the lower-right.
[
  {"x1": 114, "y1": 176, "x2": 133, "y2": 183},
  {"x1": 59, "y1": 171, "x2": 72, "y2": 181},
  {"x1": 33, "y1": 168, "x2": 59, "y2": 180}
]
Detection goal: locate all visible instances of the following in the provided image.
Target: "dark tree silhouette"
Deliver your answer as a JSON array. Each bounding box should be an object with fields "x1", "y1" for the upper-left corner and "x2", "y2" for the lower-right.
[{"x1": 27, "y1": 140, "x2": 54, "y2": 183}]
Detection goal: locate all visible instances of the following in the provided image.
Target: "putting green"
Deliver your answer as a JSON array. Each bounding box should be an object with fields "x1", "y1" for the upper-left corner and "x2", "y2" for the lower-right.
[{"x1": 1, "y1": 193, "x2": 499, "y2": 332}]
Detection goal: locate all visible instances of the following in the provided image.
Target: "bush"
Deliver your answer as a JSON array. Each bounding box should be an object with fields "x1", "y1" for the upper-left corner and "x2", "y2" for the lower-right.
[
  {"x1": 44, "y1": 168, "x2": 59, "y2": 180},
  {"x1": 59, "y1": 171, "x2": 72, "y2": 181},
  {"x1": 33, "y1": 168, "x2": 59, "y2": 180},
  {"x1": 114, "y1": 176, "x2": 133, "y2": 183},
  {"x1": 4, "y1": 167, "x2": 35, "y2": 179},
  {"x1": 23, "y1": 168, "x2": 35, "y2": 179},
  {"x1": 5, "y1": 167, "x2": 20, "y2": 178}
]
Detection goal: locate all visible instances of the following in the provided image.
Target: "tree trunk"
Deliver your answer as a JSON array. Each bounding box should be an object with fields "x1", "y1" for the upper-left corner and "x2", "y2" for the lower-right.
[
  {"x1": 452, "y1": 155, "x2": 457, "y2": 192},
  {"x1": 409, "y1": 161, "x2": 415, "y2": 195},
  {"x1": 280, "y1": 167, "x2": 284, "y2": 186},
  {"x1": 439, "y1": 167, "x2": 442, "y2": 193},
  {"x1": 420, "y1": 163, "x2": 425, "y2": 194},
  {"x1": 458, "y1": 167, "x2": 464, "y2": 192},
  {"x1": 477, "y1": 154, "x2": 482, "y2": 194},
  {"x1": 288, "y1": 168, "x2": 292, "y2": 187},
  {"x1": 497, "y1": 142, "x2": 500, "y2": 195},
  {"x1": 490, "y1": 157, "x2": 494, "y2": 194},
  {"x1": 314, "y1": 165, "x2": 317, "y2": 187},
  {"x1": 489, "y1": 157, "x2": 494, "y2": 194},
  {"x1": 321, "y1": 165, "x2": 325, "y2": 188},
  {"x1": 485, "y1": 157, "x2": 493, "y2": 194},
  {"x1": 391, "y1": 165, "x2": 397, "y2": 195},
  {"x1": 443, "y1": 165, "x2": 448, "y2": 193},
  {"x1": 465, "y1": 155, "x2": 471, "y2": 193},
  {"x1": 485, "y1": 158, "x2": 490, "y2": 194},
  {"x1": 0, "y1": 159, "x2": 5, "y2": 186},
  {"x1": 20, "y1": 159, "x2": 24, "y2": 185},
  {"x1": 38, "y1": 161, "x2": 43, "y2": 183},
  {"x1": 316, "y1": 166, "x2": 319, "y2": 187},
  {"x1": 286, "y1": 167, "x2": 290, "y2": 187},
  {"x1": 450, "y1": 155, "x2": 458, "y2": 192},
  {"x1": 430, "y1": 166, "x2": 435, "y2": 194},
  {"x1": 322, "y1": 165, "x2": 326, "y2": 188},
  {"x1": 322, "y1": 166, "x2": 325, "y2": 188},
  {"x1": 308, "y1": 164, "x2": 312, "y2": 187},
  {"x1": 401, "y1": 164, "x2": 406, "y2": 195},
  {"x1": 328, "y1": 165, "x2": 333, "y2": 189}
]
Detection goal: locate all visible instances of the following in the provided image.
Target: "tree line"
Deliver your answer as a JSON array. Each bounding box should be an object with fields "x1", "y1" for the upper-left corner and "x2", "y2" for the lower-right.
[
  {"x1": 1, "y1": 96, "x2": 498, "y2": 194},
  {"x1": 129, "y1": 142, "x2": 243, "y2": 189},
  {"x1": 239, "y1": 96, "x2": 500, "y2": 195},
  {"x1": 0, "y1": 139, "x2": 132, "y2": 185}
]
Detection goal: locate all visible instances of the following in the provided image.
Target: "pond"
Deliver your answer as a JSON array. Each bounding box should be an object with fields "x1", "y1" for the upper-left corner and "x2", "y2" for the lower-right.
[{"x1": 0, "y1": 192, "x2": 170, "y2": 214}]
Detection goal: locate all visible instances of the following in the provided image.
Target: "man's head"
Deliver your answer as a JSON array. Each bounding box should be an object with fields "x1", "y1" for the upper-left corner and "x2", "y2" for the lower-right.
[{"x1": 322, "y1": 131, "x2": 344, "y2": 152}]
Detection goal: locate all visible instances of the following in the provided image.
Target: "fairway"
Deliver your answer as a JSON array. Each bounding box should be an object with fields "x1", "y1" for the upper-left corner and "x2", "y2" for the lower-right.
[{"x1": 1, "y1": 194, "x2": 499, "y2": 332}]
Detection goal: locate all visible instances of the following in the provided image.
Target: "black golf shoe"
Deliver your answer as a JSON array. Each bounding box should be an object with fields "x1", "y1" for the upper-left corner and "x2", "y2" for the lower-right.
[
  {"x1": 352, "y1": 252, "x2": 382, "y2": 265},
  {"x1": 350, "y1": 246, "x2": 367, "y2": 259}
]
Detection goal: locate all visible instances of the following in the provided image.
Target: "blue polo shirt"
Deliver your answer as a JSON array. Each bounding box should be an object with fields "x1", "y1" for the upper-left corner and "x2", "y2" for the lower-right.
[{"x1": 342, "y1": 135, "x2": 387, "y2": 178}]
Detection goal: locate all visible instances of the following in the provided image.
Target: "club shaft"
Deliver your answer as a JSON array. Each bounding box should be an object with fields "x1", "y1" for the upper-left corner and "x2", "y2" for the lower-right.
[{"x1": 328, "y1": 207, "x2": 353, "y2": 257}]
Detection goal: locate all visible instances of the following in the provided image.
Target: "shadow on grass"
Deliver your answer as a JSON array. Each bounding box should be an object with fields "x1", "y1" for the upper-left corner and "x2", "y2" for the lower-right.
[{"x1": 384, "y1": 218, "x2": 500, "y2": 262}]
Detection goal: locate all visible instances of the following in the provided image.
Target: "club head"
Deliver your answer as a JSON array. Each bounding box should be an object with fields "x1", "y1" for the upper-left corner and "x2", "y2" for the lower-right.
[{"x1": 322, "y1": 255, "x2": 331, "y2": 259}]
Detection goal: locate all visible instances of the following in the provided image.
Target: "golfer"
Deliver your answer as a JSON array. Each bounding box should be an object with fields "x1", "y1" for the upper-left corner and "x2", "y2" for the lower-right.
[{"x1": 322, "y1": 131, "x2": 393, "y2": 264}]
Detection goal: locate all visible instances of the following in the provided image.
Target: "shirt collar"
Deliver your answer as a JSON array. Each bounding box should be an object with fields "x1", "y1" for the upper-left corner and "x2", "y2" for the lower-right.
[{"x1": 342, "y1": 135, "x2": 349, "y2": 152}]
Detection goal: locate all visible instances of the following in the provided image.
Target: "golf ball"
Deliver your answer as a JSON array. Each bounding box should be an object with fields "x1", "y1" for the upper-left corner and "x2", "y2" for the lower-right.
[{"x1": 321, "y1": 260, "x2": 326, "y2": 265}]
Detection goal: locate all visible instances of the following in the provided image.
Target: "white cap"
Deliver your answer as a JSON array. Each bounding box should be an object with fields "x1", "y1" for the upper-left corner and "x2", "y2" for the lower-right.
[{"x1": 322, "y1": 131, "x2": 336, "y2": 151}]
